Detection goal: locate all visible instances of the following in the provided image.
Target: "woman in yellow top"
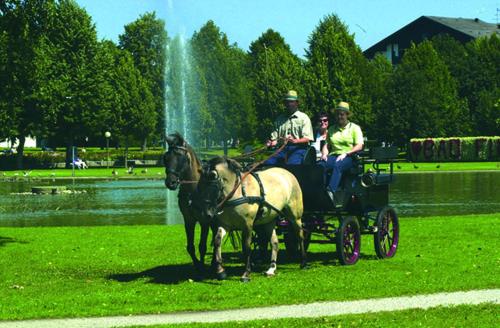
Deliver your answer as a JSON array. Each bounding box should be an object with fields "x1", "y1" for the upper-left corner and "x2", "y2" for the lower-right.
[{"x1": 320, "y1": 101, "x2": 364, "y2": 203}]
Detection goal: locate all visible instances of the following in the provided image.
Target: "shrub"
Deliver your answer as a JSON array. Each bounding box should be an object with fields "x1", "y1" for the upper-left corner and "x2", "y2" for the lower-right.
[{"x1": 409, "y1": 137, "x2": 500, "y2": 161}]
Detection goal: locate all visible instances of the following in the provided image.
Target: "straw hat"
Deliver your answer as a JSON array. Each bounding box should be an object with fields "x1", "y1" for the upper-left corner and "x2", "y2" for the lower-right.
[
  {"x1": 336, "y1": 101, "x2": 350, "y2": 112},
  {"x1": 284, "y1": 90, "x2": 298, "y2": 101}
]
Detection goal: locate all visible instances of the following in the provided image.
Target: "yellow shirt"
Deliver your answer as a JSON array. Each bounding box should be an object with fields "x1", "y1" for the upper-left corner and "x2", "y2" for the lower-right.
[
  {"x1": 327, "y1": 122, "x2": 364, "y2": 155},
  {"x1": 269, "y1": 110, "x2": 314, "y2": 142}
]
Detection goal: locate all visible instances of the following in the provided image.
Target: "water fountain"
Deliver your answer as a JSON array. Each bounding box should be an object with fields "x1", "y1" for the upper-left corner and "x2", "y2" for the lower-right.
[{"x1": 164, "y1": 34, "x2": 193, "y2": 225}]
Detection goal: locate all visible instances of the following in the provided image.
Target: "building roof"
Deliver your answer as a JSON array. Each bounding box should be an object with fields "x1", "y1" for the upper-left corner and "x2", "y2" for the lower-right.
[
  {"x1": 364, "y1": 15, "x2": 499, "y2": 56},
  {"x1": 426, "y1": 16, "x2": 499, "y2": 38}
]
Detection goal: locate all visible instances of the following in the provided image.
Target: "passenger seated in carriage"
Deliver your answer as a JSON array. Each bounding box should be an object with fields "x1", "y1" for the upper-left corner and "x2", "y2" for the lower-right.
[
  {"x1": 264, "y1": 90, "x2": 314, "y2": 165},
  {"x1": 320, "y1": 101, "x2": 364, "y2": 204},
  {"x1": 311, "y1": 112, "x2": 329, "y2": 161}
]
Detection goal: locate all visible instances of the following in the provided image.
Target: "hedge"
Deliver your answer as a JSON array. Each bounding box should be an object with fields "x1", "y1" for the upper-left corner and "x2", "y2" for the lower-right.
[
  {"x1": 0, "y1": 149, "x2": 165, "y2": 170},
  {"x1": 408, "y1": 137, "x2": 500, "y2": 162}
]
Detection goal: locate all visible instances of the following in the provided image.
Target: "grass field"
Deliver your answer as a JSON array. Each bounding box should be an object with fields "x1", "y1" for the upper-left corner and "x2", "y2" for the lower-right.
[
  {"x1": 0, "y1": 213, "x2": 498, "y2": 321},
  {"x1": 0, "y1": 161, "x2": 498, "y2": 179}
]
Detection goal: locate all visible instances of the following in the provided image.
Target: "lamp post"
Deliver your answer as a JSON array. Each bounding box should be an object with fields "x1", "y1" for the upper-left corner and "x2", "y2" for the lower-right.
[{"x1": 105, "y1": 131, "x2": 111, "y2": 169}]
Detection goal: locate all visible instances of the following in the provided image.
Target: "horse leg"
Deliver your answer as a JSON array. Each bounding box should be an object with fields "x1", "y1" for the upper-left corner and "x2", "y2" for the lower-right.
[
  {"x1": 265, "y1": 228, "x2": 278, "y2": 277},
  {"x1": 184, "y1": 222, "x2": 203, "y2": 272},
  {"x1": 198, "y1": 223, "x2": 209, "y2": 267},
  {"x1": 241, "y1": 229, "x2": 253, "y2": 283},
  {"x1": 290, "y1": 219, "x2": 308, "y2": 268},
  {"x1": 214, "y1": 227, "x2": 227, "y2": 280}
]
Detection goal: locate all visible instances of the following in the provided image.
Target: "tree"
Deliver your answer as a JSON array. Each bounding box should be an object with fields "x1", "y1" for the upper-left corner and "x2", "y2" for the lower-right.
[
  {"x1": 248, "y1": 29, "x2": 306, "y2": 140},
  {"x1": 0, "y1": 12, "x2": 9, "y2": 140},
  {"x1": 190, "y1": 20, "x2": 256, "y2": 152},
  {"x1": 462, "y1": 35, "x2": 500, "y2": 135},
  {"x1": 119, "y1": 12, "x2": 167, "y2": 148},
  {"x1": 0, "y1": 0, "x2": 56, "y2": 168},
  {"x1": 363, "y1": 54, "x2": 394, "y2": 142},
  {"x1": 305, "y1": 14, "x2": 371, "y2": 131},
  {"x1": 108, "y1": 47, "x2": 156, "y2": 166},
  {"x1": 30, "y1": 0, "x2": 100, "y2": 166},
  {"x1": 384, "y1": 41, "x2": 465, "y2": 144}
]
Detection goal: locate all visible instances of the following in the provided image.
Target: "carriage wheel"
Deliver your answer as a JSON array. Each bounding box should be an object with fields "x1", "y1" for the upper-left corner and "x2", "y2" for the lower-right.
[
  {"x1": 284, "y1": 229, "x2": 311, "y2": 258},
  {"x1": 374, "y1": 206, "x2": 399, "y2": 259},
  {"x1": 336, "y1": 216, "x2": 360, "y2": 265}
]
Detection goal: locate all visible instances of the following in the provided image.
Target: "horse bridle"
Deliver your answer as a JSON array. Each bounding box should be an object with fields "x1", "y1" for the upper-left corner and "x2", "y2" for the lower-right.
[{"x1": 165, "y1": 145, "x2": 190, "y2": 178}]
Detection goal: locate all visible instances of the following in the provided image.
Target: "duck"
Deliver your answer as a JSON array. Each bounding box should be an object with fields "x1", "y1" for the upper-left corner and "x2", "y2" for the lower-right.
[{"x1": 112, "y1": 169, "x2": 118, "y2": 176}]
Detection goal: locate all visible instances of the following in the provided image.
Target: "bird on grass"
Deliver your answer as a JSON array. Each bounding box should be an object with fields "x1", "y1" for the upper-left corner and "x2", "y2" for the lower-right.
[
  {"x1": 112, "y1": 169, "x2": 118, "y2": 176},
  {"x1": 141, "y1": 168, "x2": 148, "y2": 174},
  {"x1": 23, "y1": 171, "x2": 32, "y2": 177},
  {"x1": 413, "y1": 164, "x2": 419, "y2": 169},
  {"x1": 127, "y1": 166, "x2": 134, "y2": 174},
  {"x1": 436, "y1": 164, "x2": 441, "y2": 169},
  {"x1": 397, "y1": 165, "x2": 402, "y2": 169}
]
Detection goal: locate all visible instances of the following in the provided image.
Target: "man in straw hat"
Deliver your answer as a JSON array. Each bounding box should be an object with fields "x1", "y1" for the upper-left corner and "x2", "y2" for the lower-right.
[
  {"x1": 264, "y1": 90, "x2": 314, "y2": 165},
  {"x1": 320, "y1": 101, "x2": 364, "y2": 205}
]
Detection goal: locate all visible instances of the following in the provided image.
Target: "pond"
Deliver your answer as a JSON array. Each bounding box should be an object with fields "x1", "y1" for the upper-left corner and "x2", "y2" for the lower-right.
[{"x1": 0, "y1": 171, "x2": 499, "y2": 227}]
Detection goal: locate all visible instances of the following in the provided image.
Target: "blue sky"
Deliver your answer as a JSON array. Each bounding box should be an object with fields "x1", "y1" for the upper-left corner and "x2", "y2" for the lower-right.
[{"x1": 76, "y1": 0, "x2": 498, "y2": 56}]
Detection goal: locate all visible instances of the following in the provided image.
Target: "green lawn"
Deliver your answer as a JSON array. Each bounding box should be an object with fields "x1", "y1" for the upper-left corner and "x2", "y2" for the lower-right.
[
  {"x1": 0, "y1": 213, "x2": 498, "y2": 320},
  {"x1": 0, "y1": 167, "x2": 166, "y2": 179},
  {"x1": 0, "y1": 161, "x2": 498, "y2": 179},
  {"x1": 390, "y1": 161, "x2": 499, "y2": 172},
  {"x1": 128, "y1": 303, "x2": 499, "y2": 328}
]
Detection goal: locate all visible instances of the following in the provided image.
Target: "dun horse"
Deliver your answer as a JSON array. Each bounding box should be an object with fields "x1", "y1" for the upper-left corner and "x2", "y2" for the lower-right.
[
  {"x1": 163, "y1": 133, "x2": 213, "y2": 274},
  {"x1": 196, "y1": 156, "x2": 307, "y2": 282}
]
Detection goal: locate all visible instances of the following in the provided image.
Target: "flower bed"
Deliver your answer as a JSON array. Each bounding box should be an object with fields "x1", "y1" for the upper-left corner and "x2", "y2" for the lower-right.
[{"x1": 408, "y1": 137, "x2": 500, "y2": 162}]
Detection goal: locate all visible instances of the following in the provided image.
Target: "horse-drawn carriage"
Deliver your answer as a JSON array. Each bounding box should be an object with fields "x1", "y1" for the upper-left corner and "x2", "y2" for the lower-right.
[
  {"x1": 164, "y1": 133, "x2": 400, "y2": 281},
  {"x1": 276, "y1": 145, "x2": 400, "y2": 265}
]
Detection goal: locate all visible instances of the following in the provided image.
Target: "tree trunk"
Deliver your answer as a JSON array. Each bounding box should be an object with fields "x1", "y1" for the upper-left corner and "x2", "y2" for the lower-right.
[
  {"x1": 223, "y1": 139, "x2": 228, "y2": 156},
  {"x1": 141, "y1": 138, "x2": 147, "y2": 151},
  {"x1": 15, "y1": 135, "x2": 25, "y2": 170}
]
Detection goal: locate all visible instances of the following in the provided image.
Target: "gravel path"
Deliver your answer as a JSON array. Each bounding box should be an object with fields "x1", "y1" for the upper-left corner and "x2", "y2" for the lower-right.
[{"x1": 1, "y1": 289, "x2": 498, "y2": 328}]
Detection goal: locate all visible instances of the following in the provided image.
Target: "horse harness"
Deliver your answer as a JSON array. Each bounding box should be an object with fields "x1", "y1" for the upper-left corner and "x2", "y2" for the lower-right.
[{"x1": 218, "y1": 170, "x2": 286, "y2": 223}]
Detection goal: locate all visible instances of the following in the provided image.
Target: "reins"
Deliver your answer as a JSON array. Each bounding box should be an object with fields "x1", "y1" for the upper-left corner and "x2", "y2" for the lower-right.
[{"x1": 216, "y1": 139, "x2": 289, "y2": 210}]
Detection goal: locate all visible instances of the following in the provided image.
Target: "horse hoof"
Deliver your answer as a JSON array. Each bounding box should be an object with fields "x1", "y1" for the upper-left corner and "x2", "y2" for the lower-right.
[
  {"x1": 240, "y1": 276, "x2": 251, "y2": 283},
  {"x1": 216, "y1": 271, "x2": 227, "y2": 281}
]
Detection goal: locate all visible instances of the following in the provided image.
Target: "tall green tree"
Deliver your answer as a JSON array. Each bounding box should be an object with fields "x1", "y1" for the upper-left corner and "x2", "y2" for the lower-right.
[
  {"x1": 119, "y1": 12, "x2": 167, "y2": 148},
  {"x1": 363, "y1": 54, "x2": 394, "y2": 142},
  {"x1": 248, "y1": 29, "x2": 306, "y2": 140},
  {"x1": 109, "y1": 46, "x2": 156, "y2": 166},
  {"x1": 190, "y1": 20, "x2": 256, "y2": 152},
  {"x1": 1, "y1": 0, "x2": 56, "y2": 168},
  {"x1": 0, "y1": 11, "x2": 9, "y2": 140},
  {"x1": 31, "y1": 0, "x2": 100, "y2": 166},
  {"x1": 384, "y1": 41, "x2": 465, "y2": 144},
  {"x1": 305, "y1": 14, "x2": 371, "y2": 131},
  {"x1": 462, "y1": 35, "x2": 500, "y2": 135}
]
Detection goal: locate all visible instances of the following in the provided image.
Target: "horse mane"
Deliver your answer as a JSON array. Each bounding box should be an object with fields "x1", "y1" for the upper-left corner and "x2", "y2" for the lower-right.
[{"x1": 207, "y1": 156, "x2": 242, "y2": 174}]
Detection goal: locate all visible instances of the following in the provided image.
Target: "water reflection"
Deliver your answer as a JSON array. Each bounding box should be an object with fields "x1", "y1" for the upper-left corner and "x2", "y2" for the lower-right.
[
  {"x1": 391, "y1": 172, "x2": 500, "y2": 217},
  {"x1": 0, "y1": 171, "x2": 498, "y2": 227}
]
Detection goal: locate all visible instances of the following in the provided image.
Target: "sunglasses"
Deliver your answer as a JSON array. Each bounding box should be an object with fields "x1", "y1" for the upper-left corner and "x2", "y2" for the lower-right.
[{"x1": 318, "y1": 118, "x2": 329, "y2": 123}]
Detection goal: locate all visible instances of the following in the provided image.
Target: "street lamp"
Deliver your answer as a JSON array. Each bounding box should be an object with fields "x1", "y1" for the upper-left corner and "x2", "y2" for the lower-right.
[{"x1": 105, "y1": 131, "x2": 111, "y2": 169}]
